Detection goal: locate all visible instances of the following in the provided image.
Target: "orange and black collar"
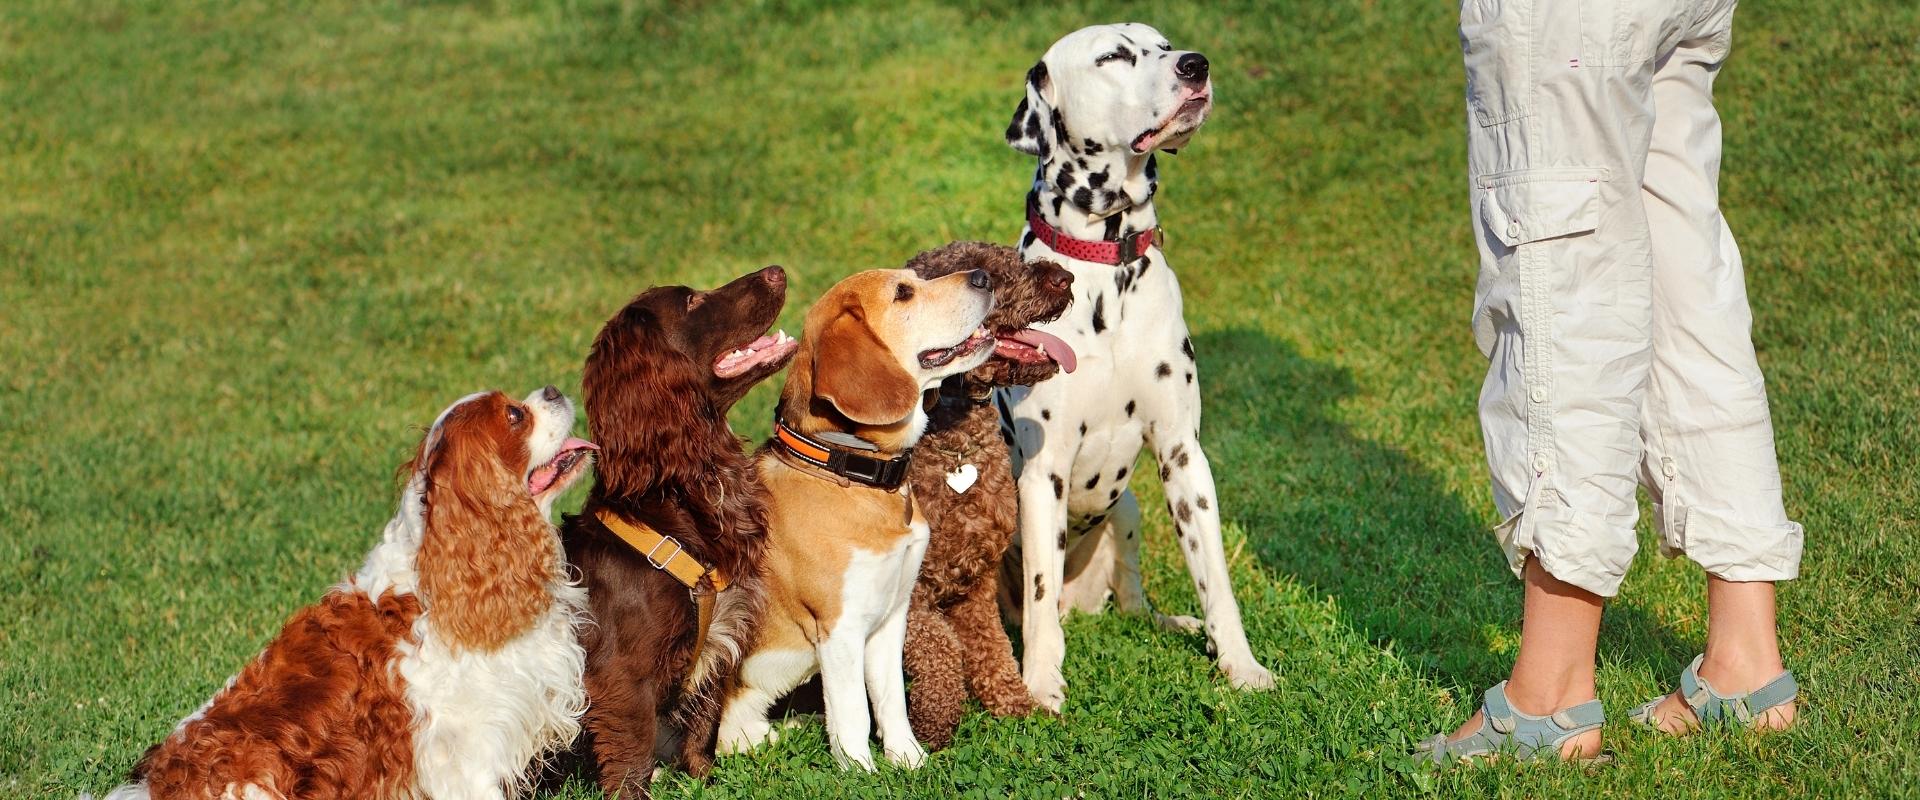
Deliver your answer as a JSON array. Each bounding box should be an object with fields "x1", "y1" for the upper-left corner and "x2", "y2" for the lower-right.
[{"x1": 772, "y1": 416, "x2": 913, "y2": 491}]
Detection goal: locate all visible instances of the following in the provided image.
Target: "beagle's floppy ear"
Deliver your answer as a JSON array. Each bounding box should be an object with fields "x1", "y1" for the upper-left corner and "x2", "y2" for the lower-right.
[
  {"x1": 812, "y1": 306, "x2": 920, "y2": 426},
  {"x1": 1005, "y1": 60, "x2": 1057, "y2": 158}
]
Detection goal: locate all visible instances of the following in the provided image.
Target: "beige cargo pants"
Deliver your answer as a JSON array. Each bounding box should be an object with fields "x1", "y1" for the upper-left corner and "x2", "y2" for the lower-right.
[{"x1": 1463, "y1": 0, "x2": 1802, "y2": 597}]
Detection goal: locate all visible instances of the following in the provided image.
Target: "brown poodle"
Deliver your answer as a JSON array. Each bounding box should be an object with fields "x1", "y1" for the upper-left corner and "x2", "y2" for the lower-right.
[{"x1": 902, "y1": 242, "x2": 1076, "y2": 749}]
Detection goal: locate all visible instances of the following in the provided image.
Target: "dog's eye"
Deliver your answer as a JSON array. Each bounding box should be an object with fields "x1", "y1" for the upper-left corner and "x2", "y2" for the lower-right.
[
  {"x1": 506, "y1": 405, "x2": 525, "y2": 427},
  {"x1": 894, "y1": 283, "x2": 915, "y2": 302},
  {"x1": 1095, "y1": 50, "x2": 1127, "y2": 66}
]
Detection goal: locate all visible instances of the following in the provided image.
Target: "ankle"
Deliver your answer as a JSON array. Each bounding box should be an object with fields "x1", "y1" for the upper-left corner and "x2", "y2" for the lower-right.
[
  {"x1": 1697, "y1": 649, "x2": 1787, "y2": 693},
  {"x1": 1504, "y1": 672, "x2": 1597, "y2": 716}
]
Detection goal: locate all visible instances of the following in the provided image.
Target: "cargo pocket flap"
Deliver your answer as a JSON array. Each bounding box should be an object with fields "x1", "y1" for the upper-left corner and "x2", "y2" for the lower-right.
[{"x1": 1478, "y1": 168, "x2": 1608, "y2": 247}]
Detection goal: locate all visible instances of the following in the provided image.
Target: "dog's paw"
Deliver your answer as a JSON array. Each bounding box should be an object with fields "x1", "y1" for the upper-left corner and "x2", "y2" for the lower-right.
[
  {"x1": 1022, "y1": 670, "x2": 1067, "y2": 713},
  {"x1": 1155, "y1": 612, "x2": 1204, "y2": 633},
  {"x1": 717, "y1": 720, "x2": 775, "y2": 755},
  {"x1": 1220, "y1": 657, "x2": 1276, "y2": 691},
  {"x1": 832, "y1": 743, "x2": 879, "y2": 773},
  {"x1": 884, "y1": 739, "x2": 928, "y2": 769}
]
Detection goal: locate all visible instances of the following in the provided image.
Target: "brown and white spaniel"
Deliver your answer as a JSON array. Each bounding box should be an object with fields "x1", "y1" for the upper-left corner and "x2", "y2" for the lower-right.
[{"x1": 100, "y1": 388, "x2": 597, "y2": 800}]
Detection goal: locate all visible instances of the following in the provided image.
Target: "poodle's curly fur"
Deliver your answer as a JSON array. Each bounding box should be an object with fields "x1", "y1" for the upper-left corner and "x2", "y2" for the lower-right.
[{"x1": 902, "y1": 241, "x2": 1073, "y2": 749}]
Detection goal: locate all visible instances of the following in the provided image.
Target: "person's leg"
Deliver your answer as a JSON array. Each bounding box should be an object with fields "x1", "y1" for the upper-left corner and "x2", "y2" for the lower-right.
[
  {"x1": 1634, "y1": 1, "x2": 1802, "y2": 732},
  {"x1": 1446, "y1": 557, "x2": 1605, "y2": 758},
  {"x1": 1446, "y1": 0, "x2": 1672, "y2": 757}
]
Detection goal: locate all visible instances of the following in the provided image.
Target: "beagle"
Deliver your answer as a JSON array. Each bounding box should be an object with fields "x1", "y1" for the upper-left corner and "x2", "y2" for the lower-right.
[{"x1": 717, "y1": 267, "x2": 995, "y2": 771}]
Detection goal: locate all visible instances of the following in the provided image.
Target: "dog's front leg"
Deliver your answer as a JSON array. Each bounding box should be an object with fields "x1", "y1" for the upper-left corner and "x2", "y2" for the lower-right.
[
  {"x1": 1015, "y1": 456, "x2": 1073, "y2": 712},
  {"x1": 1153, "y1": 433, "x2": 1275, "y2": 690},
  {"x1": 816, "y1": 628, "x2": 878, "y2": 771},
  {"x1": 866, "y1": 595, "x2": 926, "y2": 768}
]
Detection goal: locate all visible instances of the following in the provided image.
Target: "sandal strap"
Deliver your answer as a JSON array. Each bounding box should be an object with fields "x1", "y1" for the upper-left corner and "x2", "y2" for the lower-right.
[
  {"x1": 1678, "y1": 654, "x2": 1799, "y2": 725},
  {"x1": 1423, "y1": 682, "x2": 1604, "y2": 762}
]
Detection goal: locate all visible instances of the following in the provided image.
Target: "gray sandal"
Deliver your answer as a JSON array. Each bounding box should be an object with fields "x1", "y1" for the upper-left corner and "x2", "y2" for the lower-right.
[
  {"x1": 1629, "y1": 654, "x2": 1798, "y2": 730},
  {"x1": 1416, "y1": 681, "x2": 1606, "y2": 764}
]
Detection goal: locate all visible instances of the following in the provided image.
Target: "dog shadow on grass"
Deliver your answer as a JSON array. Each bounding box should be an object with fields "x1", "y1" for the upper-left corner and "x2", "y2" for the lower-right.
[{"x1": 1192, "y1": 328, "x2": 1693, "y2": 690}]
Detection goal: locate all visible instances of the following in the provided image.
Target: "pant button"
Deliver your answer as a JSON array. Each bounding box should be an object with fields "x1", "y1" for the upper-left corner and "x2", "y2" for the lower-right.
[
  {"x1": 1532, "y1": 453, "x2": 1551, "y2": 472},
  {"x1": 1661, "y1": 458, "x2": 1677, "y2": 478},
  {"x1": 1528, "y1": 386, "x2": 1547, "y2": 403},
  {"x1": 1507, "y1": 221, "x2": 1523, "y2": 239}
]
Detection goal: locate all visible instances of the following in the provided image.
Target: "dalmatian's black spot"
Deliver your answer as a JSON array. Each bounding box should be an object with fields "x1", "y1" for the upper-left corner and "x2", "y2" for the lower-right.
[
  {"x1": 1160, "y1": 464, "x2": 1171, "y2": 481},
  {"x1": 1102, "y1": 190, "x2": 1120, "y2": 208},
  {"x1": 1175, "y1": 499, "x2": 1192, "y2": 523},
  {"x1": 1108, "y1": 488, "x2": 1119, "y2": 501},
  {"x1": 1187, "y1": 537, "x2": 1198, "y2": 552},
  {"x1": 1091, "y1": 295, "x2": 1106, "y2": 333},
  {"x1": 1089, "y1": 514, "x2": 1106, "y2": 526},
  {"x1": 1125, "y1": 400, "x2": 1136, "y2": 417},
  {"x1": 1057, "y1": 529, "x2": 1067, "y2": 550},
  {"x1": 1052, "y1": 195, "x2": 1065, "y2": 216},
  {"x1": 1051, "y1": 112, "x2": 1070, "y2": 144},
  {"x1": 1185, "y1": 372, "x2": 1193, "y2": 384},
  {"x1": 1076, "y1": 157, "x2": 1088, "y2": 169},
  {"x1": 1084, "y1": 475, "x2": 1099, "y2": 491},
  {"x1": 1116, "y1": 466, "x2": 1128, "y2": 480},
  {"x1": 1041, "y1": 409, "x2": 1051, "y2": 420},
  {"x1": 1087, "y1": 169, "x2": 1108, "y2": 189},
  {"x1": 1021, "y1": 230, "x2": 1036, "y2": 250},
  {"x1": 1197, "y1": 496, "x2": 1210, "y2": 510},
  {"x1": 1102, "y1": 214, "x2": 1122, "y2": 241},
  {"x1": 1156, "y1": 362, "x2": 1172, "y2": 379},
  {"x1": 1197, "y1": 580, "x2": 1206, "y2": 594},
  {"x1": 1182, "y1": 337, "x2": 1195, "y2": 360},
  {"x1": 1146, "y1": 154, "x2": 1158, "y2": 180},
  {"x1": 1079, "y1": 422, "x2": 1088, "y2": 435},
  {"x1": 1173, "y1": 525, "x2": 1183, "y2": 540},
  {"x1": 1136, "y1": 257, "x2": 1151, "y2": 278},
  {"x1": 1054, "y1": 170, "x2": 1075, "y2": 191},
  {"x1": 1051, "y1": 474, "x2": 1064, "y2": 499},
  {"x1": 1073, "y1": 187, "x2": 1094, "y2": 210},
  {"x1": 1083, "y1": 138, "x2": 1103, "y2": 154},
  {"x1": 1034, "y1": 578, "x2": 1045, "y2": 601},
  {"x1": 1168, "y1": 443, "x2": 1185, "y2": 463},
  {"x1": 1178, "y1": 449, "x2": 1191, "y2": 468}
]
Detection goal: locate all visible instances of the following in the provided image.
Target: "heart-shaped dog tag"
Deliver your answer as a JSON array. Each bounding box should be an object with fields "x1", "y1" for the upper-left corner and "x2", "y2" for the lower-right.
[{"x1": 945, "y1": 463, "x2": 979, "y2": 494}]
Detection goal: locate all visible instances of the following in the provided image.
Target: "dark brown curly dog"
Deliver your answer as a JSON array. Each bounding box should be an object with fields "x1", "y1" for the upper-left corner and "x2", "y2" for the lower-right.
[
  {"x1": 562, "y1": 266, "x2": 798, "y2": 799},
  {"x1": 902, "y1": 242, "x2": 1075, "y2": 749}
]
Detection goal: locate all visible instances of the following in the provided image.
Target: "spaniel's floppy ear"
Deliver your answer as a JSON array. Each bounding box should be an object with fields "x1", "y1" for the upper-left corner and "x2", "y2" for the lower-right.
[
  {"x1": 1006, "y1": 60, "x2": 1057, "y2": 158},
  {"x1": 812, "y1": 306, "x2": 919, "y2": 426},
  {"x1": 416, "y1": 399, "x2": 552, "y2": 652}
]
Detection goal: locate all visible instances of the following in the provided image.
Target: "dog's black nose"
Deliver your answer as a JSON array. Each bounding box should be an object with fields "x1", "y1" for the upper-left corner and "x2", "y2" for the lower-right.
[
  {"x1": 760, "y1": 265, "x2": 787, "y2": 289},
  {"x1": 968, "y1": 269, "x2": 992, "y2": 291},
  {"x1": 542, "y1": 385, "x2": 562, "y2": 404},
  {"x1": 1176, "y1": 52, "x2": 1209, "y2": 82}
]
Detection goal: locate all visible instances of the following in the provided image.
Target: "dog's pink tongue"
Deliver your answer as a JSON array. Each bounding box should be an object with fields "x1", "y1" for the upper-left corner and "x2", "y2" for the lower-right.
[{"x1": 1008, "y1": 328, "x2": 1077, "y2": 373}]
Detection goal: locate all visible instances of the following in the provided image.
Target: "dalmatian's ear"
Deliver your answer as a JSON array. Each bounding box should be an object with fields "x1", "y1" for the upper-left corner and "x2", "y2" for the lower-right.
[{"x1": 1005, "y1": 60, "x2": 1056, "y2": 158}]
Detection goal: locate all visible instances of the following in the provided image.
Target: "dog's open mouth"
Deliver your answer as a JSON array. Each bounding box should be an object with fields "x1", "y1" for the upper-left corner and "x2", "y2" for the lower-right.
[
  {"x1": 714, "y1": 330, "x2": 799, "y2": 378},
  {"x1": 529, "y1": 437, "x2": 597, "y2": 498},
  {"x1": 1131, "y1": 89, "x2": 1212, "y2": 153},
  {"x1": 919, "y1": 328, "x2": 995, "y2": 369},
  {"x1": 995, "y1": 328, "x2": 1078, "y2": 373}
]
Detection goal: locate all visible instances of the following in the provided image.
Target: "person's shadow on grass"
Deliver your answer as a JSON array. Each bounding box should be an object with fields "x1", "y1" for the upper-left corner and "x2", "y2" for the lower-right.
[{"x1": 1193, "y1": 328, "x2": 1691, "y2": 691}]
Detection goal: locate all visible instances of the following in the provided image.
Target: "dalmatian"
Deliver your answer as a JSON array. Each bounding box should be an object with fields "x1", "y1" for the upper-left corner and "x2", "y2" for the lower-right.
[{"x1": 997, "y1": 22, "x2": 1276, "y2": 711}]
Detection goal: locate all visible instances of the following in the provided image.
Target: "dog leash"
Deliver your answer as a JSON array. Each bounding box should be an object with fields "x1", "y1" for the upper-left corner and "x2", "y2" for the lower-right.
[{"x1": 593, "y1": 509, "x2": 730, "y2": 672}]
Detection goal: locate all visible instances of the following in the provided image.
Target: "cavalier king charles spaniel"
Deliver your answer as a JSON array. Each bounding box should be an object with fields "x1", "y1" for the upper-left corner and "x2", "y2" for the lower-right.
[{"x1": 101, "y1": 388, "x2": 598, "y2": 800}]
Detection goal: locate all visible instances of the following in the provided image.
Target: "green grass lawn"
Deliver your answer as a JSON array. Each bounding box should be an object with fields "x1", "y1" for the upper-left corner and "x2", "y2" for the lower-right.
[{"x1": 4, "y1": 0, "x2": 1916, "y2": 796}]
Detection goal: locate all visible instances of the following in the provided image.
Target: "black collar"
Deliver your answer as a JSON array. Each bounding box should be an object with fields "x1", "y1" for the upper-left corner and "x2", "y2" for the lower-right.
[{"x1": 771, "y1": 416, "x2": 913, "y2": 491}]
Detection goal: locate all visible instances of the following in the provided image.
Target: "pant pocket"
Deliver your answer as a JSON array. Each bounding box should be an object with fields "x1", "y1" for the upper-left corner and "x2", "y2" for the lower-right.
[
  {"x1": 1577, "y1": 0, "x2": 1661, "y2": 67},
  {"x1": 1475, "y1": 167, "x2": 1610, "y2": 248},
  {"x1": 1460, "y1": 0, "x2": 1536, "y2": 125}
]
